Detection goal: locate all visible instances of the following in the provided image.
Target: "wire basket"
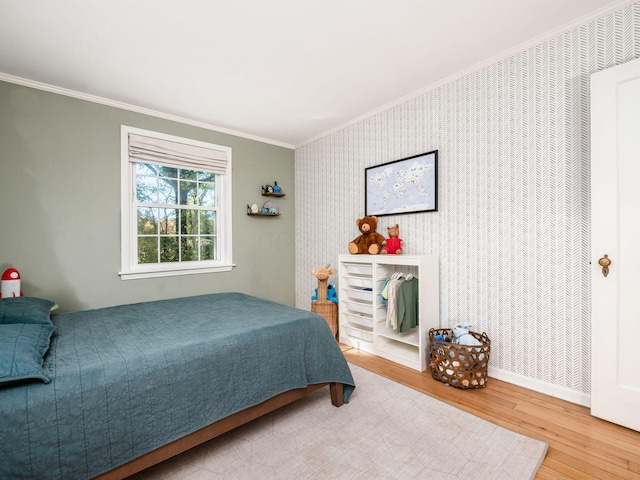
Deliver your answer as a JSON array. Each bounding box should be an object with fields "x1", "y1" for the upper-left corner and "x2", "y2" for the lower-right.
[{"x1": 428, "y1": 328, "x2": 491, "y2": 389}]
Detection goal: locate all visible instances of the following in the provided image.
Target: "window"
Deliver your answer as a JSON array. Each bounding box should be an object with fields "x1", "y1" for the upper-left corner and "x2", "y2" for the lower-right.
[{"x1": 120, "y1": 126, "x2": 233, "y2": 280}]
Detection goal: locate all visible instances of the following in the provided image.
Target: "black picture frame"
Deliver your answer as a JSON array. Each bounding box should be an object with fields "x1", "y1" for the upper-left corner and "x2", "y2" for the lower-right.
[{"x1": 365, "y1": 150, "x2": 438, "y2": 217}]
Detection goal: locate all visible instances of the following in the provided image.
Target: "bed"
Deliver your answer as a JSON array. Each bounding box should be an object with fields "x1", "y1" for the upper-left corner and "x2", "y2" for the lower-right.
[{"x1": 0, "y1": 292, "x2": 355, "y2": 479}]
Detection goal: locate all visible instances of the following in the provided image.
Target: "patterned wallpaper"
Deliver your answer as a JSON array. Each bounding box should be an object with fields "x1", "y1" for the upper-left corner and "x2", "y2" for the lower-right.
[{"x1": 295, "y1": 2, "x2": 640, "y2": 397}]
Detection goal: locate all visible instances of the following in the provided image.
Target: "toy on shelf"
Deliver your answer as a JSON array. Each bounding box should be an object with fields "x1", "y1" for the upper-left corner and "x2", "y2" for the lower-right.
[
  {"x1": 381, "y1": 224, "x2": 404, "y2": 255},
  {"x1": 1, "y1": 268, "x2": 23, "y2": 298},
  {"x1": 348, "y1": 216, "x2": 385, "y2": 255},
  {"x1": 251, "y1": 183, "x2": 285, "y2": 216},
  {"x1": 247, "y1": 202, "x2": 280, "y2": 216},
  {"x1": 247, "y1": 203, "x2": 259, "y2": 214},
  {"x1": 262, "y1": 200, "x2": 278, "y2": 214},
  {"x1": 262, "y1": 182, "x2": 286, "y2": 197}
]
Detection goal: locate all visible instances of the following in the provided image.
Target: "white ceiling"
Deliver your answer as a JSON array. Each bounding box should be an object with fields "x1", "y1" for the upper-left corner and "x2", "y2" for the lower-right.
[{"x1": 0, "y1": 0, "x2": 631, "y2": 147}]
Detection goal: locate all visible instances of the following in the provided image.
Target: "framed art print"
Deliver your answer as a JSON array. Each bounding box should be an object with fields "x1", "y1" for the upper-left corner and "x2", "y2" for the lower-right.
[{"x1": 365, "y1": 150, "x2": 438, "y2": 216}]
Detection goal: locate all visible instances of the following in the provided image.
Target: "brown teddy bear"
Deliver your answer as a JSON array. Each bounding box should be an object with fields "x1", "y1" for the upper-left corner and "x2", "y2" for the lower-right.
[
  {"x1": 381, "y1": 224, "x2": 404, "y2": 254},
  {"x1": 348, "y1": 216, "x2": 386, "y2": 255}
]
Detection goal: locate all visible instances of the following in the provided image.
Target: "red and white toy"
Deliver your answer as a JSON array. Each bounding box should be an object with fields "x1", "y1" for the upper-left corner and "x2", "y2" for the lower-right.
[{"x1": 1, "y1": 268, "x2": 24, "y2": 298}]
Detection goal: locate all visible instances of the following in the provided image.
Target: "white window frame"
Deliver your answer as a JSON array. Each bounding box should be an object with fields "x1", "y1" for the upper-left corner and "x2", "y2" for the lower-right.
[{"x1": 119, "y1": 125, "x2": 234, "y2": 280}]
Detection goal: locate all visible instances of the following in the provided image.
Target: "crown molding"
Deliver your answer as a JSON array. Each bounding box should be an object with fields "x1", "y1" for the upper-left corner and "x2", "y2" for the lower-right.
[
  {"x1": 0, "y1": 72, "x2": 295, "y2": 150},
  {"x1": 295, "y1": 0, "x2": 637, "y2": 149}
]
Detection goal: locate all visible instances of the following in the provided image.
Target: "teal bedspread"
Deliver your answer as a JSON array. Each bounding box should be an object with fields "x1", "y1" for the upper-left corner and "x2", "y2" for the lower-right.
[{"x1": 0, "y1": 293, "x2": 355, "y2": 479}]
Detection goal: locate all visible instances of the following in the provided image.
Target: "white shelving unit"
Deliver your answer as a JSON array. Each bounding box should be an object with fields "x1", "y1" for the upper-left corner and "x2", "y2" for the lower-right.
[{"x1": 338, "y1": 254, "x2": 439, "y2": 371}]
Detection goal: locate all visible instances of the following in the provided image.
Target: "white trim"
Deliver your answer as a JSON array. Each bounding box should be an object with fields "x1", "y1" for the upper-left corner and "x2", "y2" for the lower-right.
[
  {"x1": 120, "y1": 125, "x2": 234, "y2": 280},
  {"x1": 0, "y1": 72, "x2": 294, "y2": 150},
  {"x1": 489, "y1": 366, "x2": 591, "y2": 407},
  {"x1": 296, "y1": 0, "x2": 638, "y2": 148},
  {"x1": 119, "y1": 263, "x2": 235, "y2": 281}
]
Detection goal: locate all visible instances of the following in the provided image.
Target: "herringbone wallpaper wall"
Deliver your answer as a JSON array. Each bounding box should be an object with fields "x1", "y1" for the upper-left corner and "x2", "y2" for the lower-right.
[{"x1": 295, "y1": 2, "x2": 640, "y2": 397}]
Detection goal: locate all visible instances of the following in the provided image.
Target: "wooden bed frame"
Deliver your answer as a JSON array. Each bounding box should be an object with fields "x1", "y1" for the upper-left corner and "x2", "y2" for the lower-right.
[{"x1": 95, "y1": 382, "x2": 344, "y2": 479}]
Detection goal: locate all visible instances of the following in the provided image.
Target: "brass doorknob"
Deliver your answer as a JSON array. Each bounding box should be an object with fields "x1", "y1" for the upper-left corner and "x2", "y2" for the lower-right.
[{"x1": 598, "y1": 254, "x2": 611, "y2": 277}]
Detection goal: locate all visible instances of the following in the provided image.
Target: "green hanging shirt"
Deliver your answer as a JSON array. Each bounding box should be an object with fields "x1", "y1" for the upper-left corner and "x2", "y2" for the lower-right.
[{"x1": 397, "y1": 277, "x2": 419, "y2": 333}]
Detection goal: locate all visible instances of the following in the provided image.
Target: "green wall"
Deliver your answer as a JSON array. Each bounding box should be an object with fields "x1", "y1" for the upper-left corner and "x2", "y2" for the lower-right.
[{"x1": 0, "y1": 81, "x2": 295, "y2": 312}]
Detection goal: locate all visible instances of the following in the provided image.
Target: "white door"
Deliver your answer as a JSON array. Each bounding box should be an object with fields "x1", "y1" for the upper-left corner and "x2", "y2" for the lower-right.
[{"x1": 591, "y1": 57, "x2": 640, "y2": 432}]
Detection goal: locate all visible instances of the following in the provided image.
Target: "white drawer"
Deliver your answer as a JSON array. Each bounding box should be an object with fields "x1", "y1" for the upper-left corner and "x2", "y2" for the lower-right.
[
  {"x1": 344, "y1": 263, "x2": 372, "y2": 276},
  {"x1": 345, "y1": 288, "x2": 373, "y2": 302},
  {"x1": 344, "y1": 276, "x2": 387, "y2": 291},
  {"x1": 343, "y1": 326, "x2": 374, "y2": 342},
  {"x1": 344, "y1": 275, "x2": 373, "y2": 289},
  {"x1": 343, "y1": 312, "x2": 374, "y2": 329},
  {"x1": 343, "y1": 300, "x2": 372, "y2": 315}
]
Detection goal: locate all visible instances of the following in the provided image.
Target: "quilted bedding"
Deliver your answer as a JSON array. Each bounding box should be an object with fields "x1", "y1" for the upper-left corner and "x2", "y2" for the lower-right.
[{"x1": 0, "y1": 292, "x2": 355, "y2": 479}]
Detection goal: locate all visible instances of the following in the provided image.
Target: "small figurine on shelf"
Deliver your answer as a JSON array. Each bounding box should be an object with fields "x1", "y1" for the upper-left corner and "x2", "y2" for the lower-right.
[
  {"x1": 273, "y1": 182, "x2": 282, "y2": 195},
  {"x1": 263, "y1": 200, "x2": 277, "y2": 214},
  {"x1": 265, "y1": 184, "x2": 274, "y2": 194},
  {"x1": 250, "y1": 203, "x2": 259, "y2": 214}
]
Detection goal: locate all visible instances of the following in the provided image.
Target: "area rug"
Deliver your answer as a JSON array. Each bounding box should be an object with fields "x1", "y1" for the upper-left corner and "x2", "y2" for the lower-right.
[{"x1": 129, "y1": 364, "x2": 548, "y2": 480}]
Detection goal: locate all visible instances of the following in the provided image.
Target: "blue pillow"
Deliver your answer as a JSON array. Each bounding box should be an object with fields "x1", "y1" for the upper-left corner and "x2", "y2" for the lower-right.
[
  {"x1": 0, "y1": 297, "x2": 55, "y2": 325},
  {"x1": 0, "y1": 323, "x2": 55, "y2": 386}
]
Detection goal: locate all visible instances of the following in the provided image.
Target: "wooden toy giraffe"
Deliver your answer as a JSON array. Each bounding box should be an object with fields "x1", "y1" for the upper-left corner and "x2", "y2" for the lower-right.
[
  {"x1": 311, "y1": 264, "x2": 338, "y2": 338},
  {"x1": 311, "y1": 263, "x2": 337, "y2": 301}
]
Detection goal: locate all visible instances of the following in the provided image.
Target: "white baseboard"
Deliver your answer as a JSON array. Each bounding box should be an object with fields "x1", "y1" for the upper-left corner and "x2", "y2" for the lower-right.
[{"x1": 488, "y1": 366, "x2": 591, "y2": 408}]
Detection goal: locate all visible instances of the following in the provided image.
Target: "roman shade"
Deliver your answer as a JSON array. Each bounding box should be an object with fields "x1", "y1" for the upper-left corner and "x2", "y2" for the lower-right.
[{"x1": 128, "y1": 133, "x2": 228, "y2": 174}]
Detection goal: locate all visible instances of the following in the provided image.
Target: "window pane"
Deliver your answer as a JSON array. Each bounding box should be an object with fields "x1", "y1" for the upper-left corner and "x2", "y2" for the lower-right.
[
  {"x1": 136, "y1": 163, "x2": 157, "y2": 176},
  {"x1": 158, "y1": 178, "x2": 178, "y2": 204},
  {"x1": 180, "y1": 209, "x2": 198, "y2": 234},
  {"x1": 137, "y1": 207, "x2": 158, "y2": 234},
  {"x1": 160, "y1": 236, "x2": 179, "y2": 263},
  {"x1": 181, "y1": 237, "x2": 198, "y2": 261},
  {"x1": 179, "y1": 180, "x2": 197, "y2": 205},
  {"x1": 200, "y1": 236, "x2": 216, "y2": 260},
  {"x1": 136, "y1": 176, "x2": 158, "y2": 203},
  {"x1": 200, "y1": 211, "x2": 215, "y2": 234},
  {"x1": 159, "y1": 208, "x2": 178, "y2": 234},
  {"x1": 137, "y1": 237, "x2": 158, "y2": 264},
  {"x1": 199, "y1": 182, "x2": 215, "y2": 207},
  {"x1": 158, "y1": 166, "x2": 178, "y2": 178},
  {"x1": 179, "y1": 169, "x2": 198, "y2": 180},
  {"x1": 198, "y1": 171, "x2": 215, "y2": 182}
]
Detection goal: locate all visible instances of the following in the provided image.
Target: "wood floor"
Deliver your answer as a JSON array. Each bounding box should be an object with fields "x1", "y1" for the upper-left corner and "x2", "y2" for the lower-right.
[{"x1": 342, "y1": 345, "x2": 640, "y2": 480}]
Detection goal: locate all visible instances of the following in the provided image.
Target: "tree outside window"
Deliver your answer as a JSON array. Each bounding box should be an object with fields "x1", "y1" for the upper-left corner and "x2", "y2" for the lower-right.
[{"x1": 135, "y1": 164, "x2": 217, "y2": 265}]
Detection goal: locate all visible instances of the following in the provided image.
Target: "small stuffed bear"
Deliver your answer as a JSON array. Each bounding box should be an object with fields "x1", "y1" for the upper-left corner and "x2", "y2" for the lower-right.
[
  {"x1": 381, "y1": 224, "x2": 404, "y2": 255},
  {"x1": 451, "y1": 322, "x2": 482, "y2": 346},
  {"x1": 348, "y1": 216, "x2": 386, "y2": 255}
]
